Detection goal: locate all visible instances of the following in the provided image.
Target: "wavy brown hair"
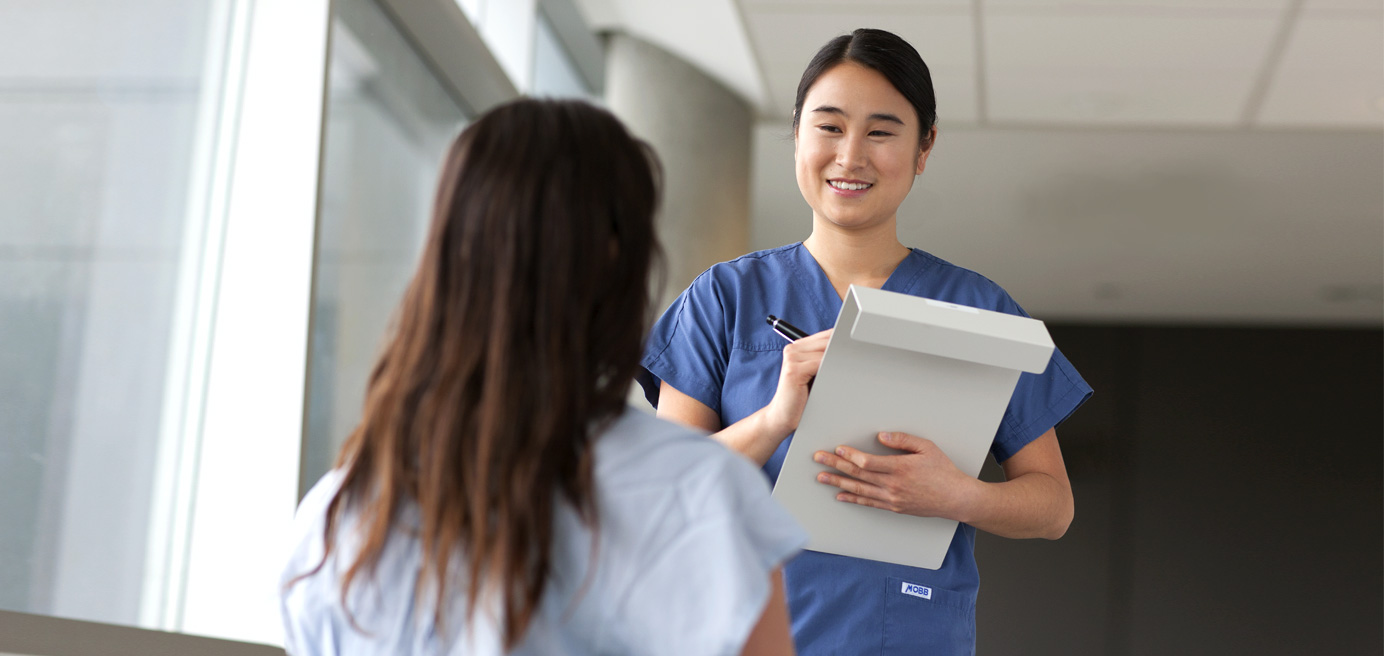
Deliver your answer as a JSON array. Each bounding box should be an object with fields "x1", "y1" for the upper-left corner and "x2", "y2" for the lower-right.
[{"x1": 305, "y1": 99, "x2": 660, "y2": 648}]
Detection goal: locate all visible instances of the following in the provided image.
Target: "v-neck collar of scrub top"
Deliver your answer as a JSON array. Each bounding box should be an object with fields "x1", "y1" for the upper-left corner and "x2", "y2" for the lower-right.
[{"x1": 788, "y1": 242, "x2": 931, "y2": 321}]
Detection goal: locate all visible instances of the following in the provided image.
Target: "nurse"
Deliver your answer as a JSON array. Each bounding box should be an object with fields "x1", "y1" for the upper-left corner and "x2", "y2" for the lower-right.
[{"x1": 638, "y1": 28, "x2": 1092, "y2": 654}]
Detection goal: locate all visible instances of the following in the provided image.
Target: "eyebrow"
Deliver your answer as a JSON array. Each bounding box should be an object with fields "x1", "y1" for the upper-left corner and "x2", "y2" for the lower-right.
[{"x1": 810, "y1": 105, "x2": 906, "y2": 125}]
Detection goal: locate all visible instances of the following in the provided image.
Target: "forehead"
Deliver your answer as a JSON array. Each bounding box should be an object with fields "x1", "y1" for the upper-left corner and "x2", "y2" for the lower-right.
[{"x1": 803, "y1": 62, "x2": 915, "y2": 123}]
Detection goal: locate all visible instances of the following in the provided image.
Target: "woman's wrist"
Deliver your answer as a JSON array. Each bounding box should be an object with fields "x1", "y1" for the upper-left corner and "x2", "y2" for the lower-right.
[
  {"x1": 759, "y1": 398, "x2": 800, "y2": 439},
  {"x1": 948, "y1": 477, "x2": 987, "y2": 526},
  {"x1": 713, "y1": 408, "x2": 791, "y2": 466}
]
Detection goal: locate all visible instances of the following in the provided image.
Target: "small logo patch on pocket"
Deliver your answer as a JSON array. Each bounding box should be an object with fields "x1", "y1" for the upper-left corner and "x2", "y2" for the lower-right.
[{"x1": 900, "y1": 581, "x2": 932, "y2": 600}]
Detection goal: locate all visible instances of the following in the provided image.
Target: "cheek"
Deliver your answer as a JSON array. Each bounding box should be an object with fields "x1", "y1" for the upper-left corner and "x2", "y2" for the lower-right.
[
  {"x1": 794, "y1": 145, "x2": 825, "y2": 186},
  {"x1": 796, "y1": 141, "x2": 827, "y2": 170},
  {"x1": 880, "y1": 148, "x2": 920, "y2": 180}
]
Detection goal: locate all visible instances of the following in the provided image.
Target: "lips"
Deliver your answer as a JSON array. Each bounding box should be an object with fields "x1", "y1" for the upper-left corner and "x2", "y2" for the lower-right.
[
  {"x1": 828, "y1": 179, "x2": 873, "y2": 191},
  {"x1": 827, "y1": 178, "x2": 873, "y2": 198}
]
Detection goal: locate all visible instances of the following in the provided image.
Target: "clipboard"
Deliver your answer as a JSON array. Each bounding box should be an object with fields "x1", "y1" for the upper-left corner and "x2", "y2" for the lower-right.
[{"x1": 769, "y1": 285, "x2": 1055, "y2": 570}]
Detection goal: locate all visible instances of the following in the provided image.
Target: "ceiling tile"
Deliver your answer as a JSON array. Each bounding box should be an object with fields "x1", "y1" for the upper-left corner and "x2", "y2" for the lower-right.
[
  {"x1": 742, "y1": 0, "x2": 967, "y2": 6},
  {"x1": 743, "y1": 8, "x2": 976, "y2": 118},
  {"x1": 985, "y1": 13, "x2": 1280, "y2": 72},
  {"x1": 1275, "y1": 12, "x2": 1382, "y2": 73},
  {"x1": 1304, "y1": 0, "x2": 1382, "y2": 12},
  {"x1": 1258, "y1": 13, "x2": 1384, "y2": 127},
  {"x1": 984, "y1": 13, "x2": 1279, "y2": 125},
  {"x1": 986, "y1": 0, "x2": 1288, "y2": 11}
]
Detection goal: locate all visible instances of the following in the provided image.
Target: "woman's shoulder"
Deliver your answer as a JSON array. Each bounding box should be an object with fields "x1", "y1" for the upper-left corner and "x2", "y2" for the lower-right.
[
  {"x1": 296, "y1": 468, "x2": 348, "y2": 518},
  {"x1": 666, "y1": 244, "x2": 806, "y2": 324},
  {"x1": 586, "y1": 411, "x2": 804, "y2": 656},
  {"x1": 591, "y1": 408, "x2": 803, "y2": 571},
  {"x1": 595, "y1": 409, "x2": 773, "y2": 513},
  {"x1": 908, "y1": 247, "x2": 1005, "y2": 288},
  {"x1": 905, "y1": 247, "x2": 1025, "y2": 315},
  {"x1": 690, "y1": 243, "x2": 803, "y2": 288},
  {"x1": 597, "y1": 410, "x2": 753, "y2": 474}
]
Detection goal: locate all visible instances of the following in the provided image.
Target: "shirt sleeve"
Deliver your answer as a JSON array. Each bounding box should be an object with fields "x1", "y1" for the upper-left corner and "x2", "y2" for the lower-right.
[
  {"x1": 638, "y1": 270, "x2": 733, "y2": 415},
  {"x1": 613, "y1": 451, "x2": 807, "y2": 656},
  {"x1": 988, "y1": 295, "x2": 1093, "y2": 462}
]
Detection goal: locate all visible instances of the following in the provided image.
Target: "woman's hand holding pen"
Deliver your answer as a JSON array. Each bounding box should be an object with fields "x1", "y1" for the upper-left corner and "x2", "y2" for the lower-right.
[
  {"x1": 655, "y1": 324, "x2": 833, "y2": 467},
  {"x1": 762, "y1": 329, "x2": 833, "y2": 438},
  {"x1": 812, "y1": 432, "x2": 980, "y2": 522}
]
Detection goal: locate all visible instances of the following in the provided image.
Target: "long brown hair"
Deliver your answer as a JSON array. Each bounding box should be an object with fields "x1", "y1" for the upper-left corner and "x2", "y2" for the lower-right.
[{"x1": 308, "y1": 99, "x2": 660, "y2": 648}]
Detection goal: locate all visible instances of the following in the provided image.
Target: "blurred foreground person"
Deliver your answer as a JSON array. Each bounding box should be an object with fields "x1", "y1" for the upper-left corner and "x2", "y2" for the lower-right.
[{"x1": 281, "y1": 99, "x2": 804, "y2": 656}]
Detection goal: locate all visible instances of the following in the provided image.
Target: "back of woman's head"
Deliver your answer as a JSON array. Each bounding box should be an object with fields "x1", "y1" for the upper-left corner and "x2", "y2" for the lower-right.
[
  {"x1": 793, "y1": 28, "x2": 937, "y2": 148},
  {"x1": 322, "y1": 98, "x2": 660, "y2": 649}
]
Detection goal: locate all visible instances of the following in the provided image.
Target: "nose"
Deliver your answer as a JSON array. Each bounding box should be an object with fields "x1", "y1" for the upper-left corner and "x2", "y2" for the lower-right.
[{"x1": 835, "y1": 133, "x2": 868, "y2": 171}]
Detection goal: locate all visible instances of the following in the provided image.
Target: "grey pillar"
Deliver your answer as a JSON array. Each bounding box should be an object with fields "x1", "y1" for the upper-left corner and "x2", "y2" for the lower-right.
[{"x1": 603, "y1": 32, "x2": 753, "y2": 311}]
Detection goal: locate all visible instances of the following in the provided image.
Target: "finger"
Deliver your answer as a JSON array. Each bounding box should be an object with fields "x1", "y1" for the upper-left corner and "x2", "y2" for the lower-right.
[
  {"x1": 835, "y1": 445, "x2": 894, "y2": 474},
  {"x1": 787, "y1": 329, "x2": 832, "y2": 352},
  {"x1": 783, "y1": 340, "x2": 829, "y2": 361},
  {"x1": 814, "y1": 449, "x2": 876, "y2": 481},
  {"x1": 879, "y1": 431, "x2": 932, "y2": 454},
  {"x1": 815, "y1": 470, "x2": 887, "y2": 500},
  {"x1": 833, "y1": 491, "x2": 895, "y2": 512}
]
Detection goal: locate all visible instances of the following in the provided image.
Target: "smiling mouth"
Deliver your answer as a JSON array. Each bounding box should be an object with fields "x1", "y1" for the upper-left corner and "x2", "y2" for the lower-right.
[{"x1": 828, "y1": 180, "x2": 872, "y2": 191}]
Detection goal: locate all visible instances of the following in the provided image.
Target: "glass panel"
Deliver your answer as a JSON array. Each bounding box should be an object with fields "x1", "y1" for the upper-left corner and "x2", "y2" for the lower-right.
[
  {"x1": 302, "y1": 0, "x2": 468, "y2": 493},
  {"x1": 0, "y1": 0, "x2": 231, "y2": 626}
]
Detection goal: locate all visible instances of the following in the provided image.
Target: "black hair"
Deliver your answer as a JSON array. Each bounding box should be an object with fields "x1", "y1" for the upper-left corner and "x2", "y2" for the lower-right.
[{"x1": 792, "y1": 28, "x2": 937, "y2": 148}]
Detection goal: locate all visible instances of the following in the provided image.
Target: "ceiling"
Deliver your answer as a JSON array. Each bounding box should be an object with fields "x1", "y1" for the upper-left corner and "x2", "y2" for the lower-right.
[
  {"x1": 578, "y1": 0, "x2": 1383, "y2": 325},
  {"x1": 741, "y1": 0, "x2": 1384, "y2": 130},
  {"x1": 580, "y1": 0, "x2": 1383, "y2": 129}
]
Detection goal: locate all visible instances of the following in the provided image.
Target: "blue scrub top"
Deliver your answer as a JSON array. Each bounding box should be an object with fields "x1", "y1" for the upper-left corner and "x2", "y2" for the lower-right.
[{"x1": 639, "y1": 243, "x2": 1092, "y2": 656}]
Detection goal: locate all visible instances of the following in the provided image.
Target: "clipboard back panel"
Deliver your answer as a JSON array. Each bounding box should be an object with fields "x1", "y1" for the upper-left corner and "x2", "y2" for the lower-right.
[{"x1": 770, "y1": 286, "x2": 1040, "y2": 570}]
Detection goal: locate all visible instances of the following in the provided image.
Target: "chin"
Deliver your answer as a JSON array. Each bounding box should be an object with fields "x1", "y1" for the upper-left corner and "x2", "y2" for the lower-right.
[{"x1": 822, "y1": 216, "x2": 882, "y2": 231}]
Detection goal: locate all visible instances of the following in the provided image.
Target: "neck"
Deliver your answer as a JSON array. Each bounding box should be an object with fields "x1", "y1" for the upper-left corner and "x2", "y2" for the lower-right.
[{"x1": 802, "y1": 218, "x2": 910, "y2": 298}]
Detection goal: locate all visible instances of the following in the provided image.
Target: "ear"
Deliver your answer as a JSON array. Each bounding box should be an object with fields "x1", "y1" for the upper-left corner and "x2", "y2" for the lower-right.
[{"x1": 915, "y1": 126, "x2": 938, "y2": 175}]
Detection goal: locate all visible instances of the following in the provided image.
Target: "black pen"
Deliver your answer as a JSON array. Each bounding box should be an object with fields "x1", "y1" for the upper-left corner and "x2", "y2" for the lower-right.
[{"x1": 766, "y1": 315, "x2": 809, "y2": 342}]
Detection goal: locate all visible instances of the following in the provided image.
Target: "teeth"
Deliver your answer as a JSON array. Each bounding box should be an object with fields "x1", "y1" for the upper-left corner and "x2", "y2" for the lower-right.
[{"x1": 829, "y1": 180, "x2": 871, "y2": 191}]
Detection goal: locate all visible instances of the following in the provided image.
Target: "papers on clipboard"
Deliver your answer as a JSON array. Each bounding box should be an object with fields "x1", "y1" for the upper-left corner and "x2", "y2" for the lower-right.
[{"x1": 769, "y1": 285, "x2": 1055, "y2": 570}]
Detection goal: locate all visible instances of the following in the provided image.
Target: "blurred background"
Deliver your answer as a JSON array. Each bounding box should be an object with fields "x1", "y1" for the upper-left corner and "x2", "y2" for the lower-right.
[{"x1": 0, "y1": 0, "x2": 1379, "y2": 654}]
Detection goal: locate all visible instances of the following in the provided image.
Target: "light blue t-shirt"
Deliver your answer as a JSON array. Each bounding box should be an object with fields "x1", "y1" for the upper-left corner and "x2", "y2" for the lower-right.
[{"x1": 280, "y1": 409, "x2": 806, "y2": 655}]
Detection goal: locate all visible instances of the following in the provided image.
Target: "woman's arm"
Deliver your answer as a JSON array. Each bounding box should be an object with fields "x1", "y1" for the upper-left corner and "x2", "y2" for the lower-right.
[
  {"x1": 657, "y1": 330, "x2": 832, "y2": 466},
  {"x1": 813, "y1": 428, "x2": 1074, "y2": 540},
  {"x1": 740, "y1": 568, "x2": 795, "y2": 656}
]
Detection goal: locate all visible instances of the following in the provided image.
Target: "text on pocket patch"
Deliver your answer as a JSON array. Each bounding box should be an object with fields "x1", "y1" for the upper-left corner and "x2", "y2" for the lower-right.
[{"x1": 900, "y1": 581, "x2": 932, "y2": 600}]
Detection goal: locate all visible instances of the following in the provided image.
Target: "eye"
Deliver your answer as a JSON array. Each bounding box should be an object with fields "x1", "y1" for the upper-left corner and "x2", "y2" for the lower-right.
[
  {"x1": 816, "y1": 124, "x2": 842, "y2": 134},
  {"x1": 869, "y1": 130, "x2": 895, "y2": 137}
]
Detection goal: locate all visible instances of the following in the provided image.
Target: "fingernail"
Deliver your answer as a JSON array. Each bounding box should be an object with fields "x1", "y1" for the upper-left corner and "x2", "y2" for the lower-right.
[
  {"x1": 835, "y1": 447, "x2": 846, "y2": 456},
  {"x1": 813, "y1": 453, "x2": 825, "y2": 463},
  {"x1": 880, "y1": 432, "x2": 895, "y2": 442},
  {"x1": 817, "y1": 473, "x2": 830, "y2": 483}
]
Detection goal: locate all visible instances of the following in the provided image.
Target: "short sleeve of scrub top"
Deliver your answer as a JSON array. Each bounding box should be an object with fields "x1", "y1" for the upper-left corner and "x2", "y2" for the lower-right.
[{"x1": 638, "y1": 243, "x2": 1092, "y2": 656}]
